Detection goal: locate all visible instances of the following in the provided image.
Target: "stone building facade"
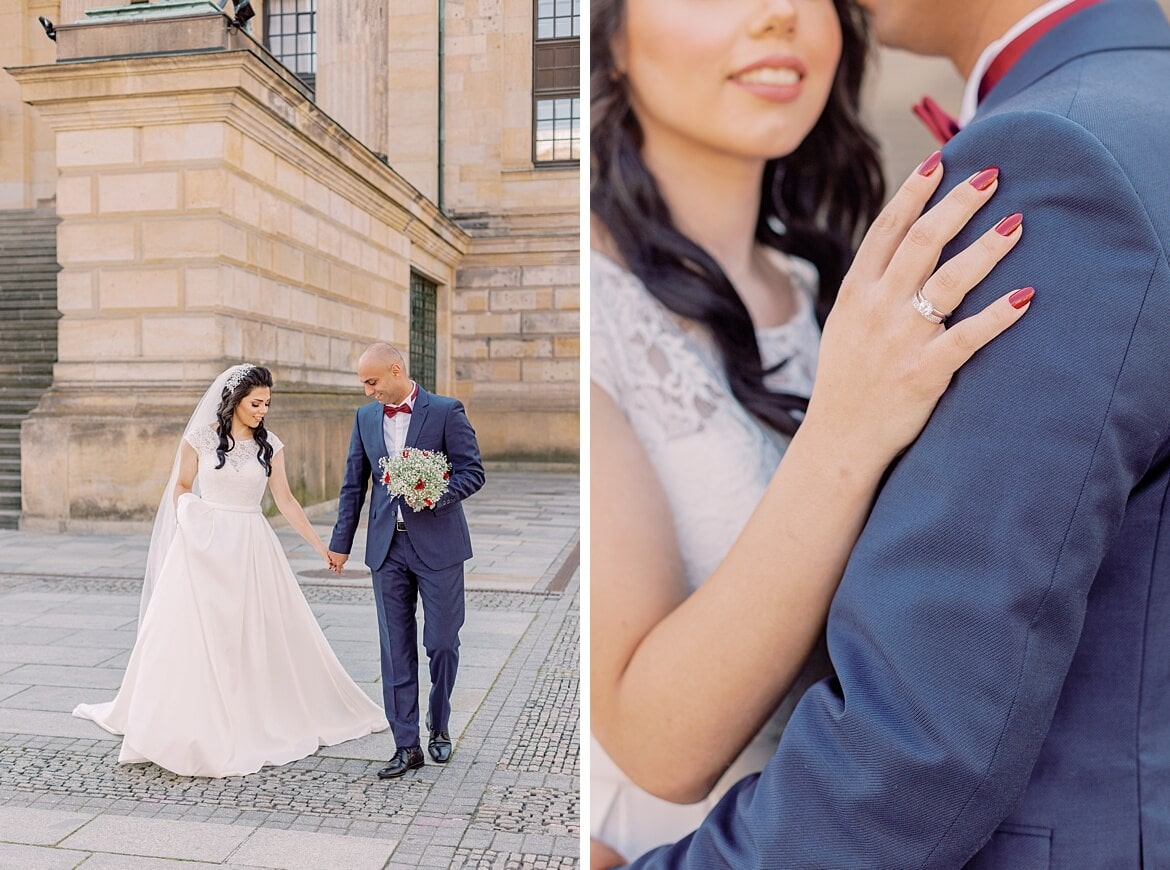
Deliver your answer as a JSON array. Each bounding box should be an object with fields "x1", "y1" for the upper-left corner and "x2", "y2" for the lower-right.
[{"x1": 0, "y1": 0, "x2": 579, "y2": 529}]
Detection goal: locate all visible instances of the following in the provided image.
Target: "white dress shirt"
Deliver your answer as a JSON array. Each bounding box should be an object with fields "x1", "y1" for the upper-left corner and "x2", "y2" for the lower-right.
[
  {"x1": 958, "y1": 0, "x2": 1084, "y2": 124},
  {"x1": 382, "y1": 381, "x2": 418, "y2": 524}
]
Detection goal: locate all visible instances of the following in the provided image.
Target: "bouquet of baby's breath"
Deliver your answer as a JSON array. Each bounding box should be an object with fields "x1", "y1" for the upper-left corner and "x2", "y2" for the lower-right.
[{"x1": 378, "y1": 448, "x2": 451, "y2": 511}]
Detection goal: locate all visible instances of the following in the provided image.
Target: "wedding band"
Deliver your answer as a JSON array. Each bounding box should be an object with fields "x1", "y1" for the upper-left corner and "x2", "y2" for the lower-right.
[{"x1": 911, "y1": 288, "x2": 950, "y2": 324}]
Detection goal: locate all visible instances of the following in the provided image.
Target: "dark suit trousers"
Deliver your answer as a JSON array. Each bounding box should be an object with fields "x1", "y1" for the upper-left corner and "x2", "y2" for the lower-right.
[{"x1": 372, "y1": 529, "x2": 465, "y2": 750}]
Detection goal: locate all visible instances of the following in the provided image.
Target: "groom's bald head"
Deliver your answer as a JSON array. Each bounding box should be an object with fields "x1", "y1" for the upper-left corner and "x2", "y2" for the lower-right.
[
  {"x1": 360, "y1": 342, "x2": 405, "y2": 369},
  {"x1": 357, "y1": 342, "x2": 412, "y2": 404}
]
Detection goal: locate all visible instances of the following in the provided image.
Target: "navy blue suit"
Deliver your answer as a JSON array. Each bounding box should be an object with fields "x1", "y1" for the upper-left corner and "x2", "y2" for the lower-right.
[
  {"x1": 632, "y1": 1, "x2": 1170, "y2": 866},
  {"x1": 330, "y1": 388, "x2": 484, "y2": 749}
]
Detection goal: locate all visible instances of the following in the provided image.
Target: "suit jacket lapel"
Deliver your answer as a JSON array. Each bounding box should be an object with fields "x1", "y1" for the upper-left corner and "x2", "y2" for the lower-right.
[
  {"x1": 405, "y1": 388, "x2": 430, "y2": 449},
  {"x1": 978, "y1": 0, "x2": 1170, "y2": 120}
]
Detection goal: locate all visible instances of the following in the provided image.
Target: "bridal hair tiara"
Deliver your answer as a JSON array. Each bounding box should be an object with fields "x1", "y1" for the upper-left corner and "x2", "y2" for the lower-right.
[{"x1": 224, "y1": 364, "x2": 256, "y2": 393}]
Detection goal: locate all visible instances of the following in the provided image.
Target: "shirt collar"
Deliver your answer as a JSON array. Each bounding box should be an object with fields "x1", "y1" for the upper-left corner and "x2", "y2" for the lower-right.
[
  {"x1": 958, "y1": 0, "x2": 1082, "y2": 125},
  {"x1": 386, "y1": 381, "x2": 418, "y2": 413}
]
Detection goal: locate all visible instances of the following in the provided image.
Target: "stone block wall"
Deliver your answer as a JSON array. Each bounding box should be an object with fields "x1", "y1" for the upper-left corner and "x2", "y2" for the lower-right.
[
  {"x1": 0, "y1": 0, "x2": 59, "y2": 208},
  {"x1": 453, "y1": 238, "x2": 578, "y2": 461},
  {"x1": 11, "y1": 40, "x2": 468, "y2": 529}
]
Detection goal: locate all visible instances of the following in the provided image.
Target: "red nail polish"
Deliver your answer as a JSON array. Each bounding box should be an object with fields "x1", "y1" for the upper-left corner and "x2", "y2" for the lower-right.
[
  {"x1": 970, "y1": 167, "x2": 1000, "y2": 190},
  {"x1": 1009, "y1": 287, "x2": 1035, "y2": 309},
  {"x1": 917, "y1": 150, "x2": 943, "y2": 177},
  {"x1": 995, "y1": 212, "x2": 1023, "y2": 236}
]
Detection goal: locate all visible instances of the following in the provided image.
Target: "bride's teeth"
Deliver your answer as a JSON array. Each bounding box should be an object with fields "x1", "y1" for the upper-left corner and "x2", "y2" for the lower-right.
[{"x1": 737, "y1": 68, "x2": 800, "y2": 86}]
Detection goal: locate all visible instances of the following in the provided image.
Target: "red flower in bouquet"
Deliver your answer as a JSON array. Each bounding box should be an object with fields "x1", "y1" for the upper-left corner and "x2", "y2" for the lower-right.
[{"x1": 377, "y1": 448, "x2": 452, "y2": 512}]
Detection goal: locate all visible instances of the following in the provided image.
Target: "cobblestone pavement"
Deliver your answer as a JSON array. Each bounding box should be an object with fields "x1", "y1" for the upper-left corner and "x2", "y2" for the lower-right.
[{"x1": 0, "y1": 471, "x2": 580, "y2": 869}]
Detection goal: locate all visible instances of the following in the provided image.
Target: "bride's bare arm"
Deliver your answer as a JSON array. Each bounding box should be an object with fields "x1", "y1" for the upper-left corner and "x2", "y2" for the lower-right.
[
  {"x1": 591, "y1": 159, "x2": 1035, "y2": 803},
  {"x1": 173, "y1": 442, "x2": 198, "y2": 508},
  {"x1": 267, "y1": 450, "x2": 331, "y2": 560}
]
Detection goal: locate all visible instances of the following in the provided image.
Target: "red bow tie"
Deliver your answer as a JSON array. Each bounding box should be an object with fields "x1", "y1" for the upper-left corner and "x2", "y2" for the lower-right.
[
  {"x1": 912, "y1": 95, "x2": 960, "y2": 146},
  {"x1": 384, "y1": 403, "x2": 412, "y2": 419}
]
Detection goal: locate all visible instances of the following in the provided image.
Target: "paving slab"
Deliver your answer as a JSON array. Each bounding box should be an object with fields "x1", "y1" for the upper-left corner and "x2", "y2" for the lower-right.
[
  {"x1": 59, "y1": 816, "x2": 255, "y2": 862},
  {"x1": 0, "y1": 646, "x2": 117, "y2": 668},
  {"x1": 0, "y1": 806, "x2": 97, "y2": 846},
  {"x1": 229, "y1": 827, "x2": 397, "y2": 870},
  {"x1": 0, "y1": 666, "x2": 124, "y2": 690},
  {"x1": 0, "y1": 686, "x2": 93, "y2": 714},
  {"x1": 0, "y1": 709, "x2": 118, "y2": 740},
  {"x1": 0, "y1": 685, "x2": 28, "y2": 704},
  {"x1": 75, "y1": 855, "x2": 226, "y2": 869},
  {"x1": 0, "y1": 842, "x2": 89, "y2": 869},
  {"x1": 20, "y1": 615, "x2": 137, "y2": 631}
]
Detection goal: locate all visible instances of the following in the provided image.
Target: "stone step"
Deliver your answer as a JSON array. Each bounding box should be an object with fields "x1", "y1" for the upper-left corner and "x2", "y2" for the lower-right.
[
  {"x1": 0, "y1": 288, "x2": 59, "y2": 297},
  {"x1": 0, "y1": 274, "x2": 61, "y2": 286},
  {"x1": 0, "y1": 328, "x2": 55, "y2": 341},
  {"x1": 0, "y1": 280, "x2": 60, "y2": 292},
  {"x1": 0, "y1": 409, "x2": 38, "y2": 424},
  {"x1": 0, "y1": 348, "x2": 56, "y2": 362},
  {"x1": 0, "y1": 215, "x2": 58, "y2": 227},
  {"x1": 0, "y1": 328, "x2": 57, "y2": 339},
  {"x1": 0, "y1": 310, "x2": 57, "y2": 320},
  {"x1": 0, "y1": 340, "x2": 57, "y2": 355},
  {"x1": 0, "y1": 387, "x2": 48, "y2": 400},
  {"x1": 0, "y1": 377, "x2": 53, "y2": 391},
  {"x1": 0, "y1": 251, "x2": 60, "y2": 263},
  {"x1": 0, "y1": 340, "x2": 57, "y2": 352},
  {"x1": 0, "y1": 229, "x2": 58, "y2": 241},
  {"x1": 0, "y1": 363, "x2": 55, "y2": 379},
  {"x1": 0, "y1": 301, "x2": 57, "y2": 313},
  {"x1": 0, "y1": 509, "x2": 20, "y2": 530},
  {"x1": 0, "y1": 492, "x2": 22, "y2": 513},
  {"x1": 0, "y1": 272, "x2": 56, "y2": 283}
]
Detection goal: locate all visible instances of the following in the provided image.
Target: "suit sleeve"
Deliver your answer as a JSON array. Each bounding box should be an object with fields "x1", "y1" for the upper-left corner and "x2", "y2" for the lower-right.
[
  {"x1": 631, "y1": 112, "x2": 1170, "y2": 867},
  {"x1": 439, "y1": 400, "x2": 485, "y2": 507},
  {"x1": 329, "y1": 409, "x2": 371, "y2": 555}
]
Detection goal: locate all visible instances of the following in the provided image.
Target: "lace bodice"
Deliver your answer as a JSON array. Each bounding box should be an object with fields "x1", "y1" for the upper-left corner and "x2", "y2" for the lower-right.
[
  {"x1": 184, "y1": 426, "x2": 284, "y2": 509},
  {"x1": 591, "y1": 249, "x2": 821, "y2": 590}
]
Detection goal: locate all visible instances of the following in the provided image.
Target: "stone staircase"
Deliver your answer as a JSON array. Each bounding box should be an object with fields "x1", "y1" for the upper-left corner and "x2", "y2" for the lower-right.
[{"x1": 0, "y1": 208, "x2": 60, "y2": 529}]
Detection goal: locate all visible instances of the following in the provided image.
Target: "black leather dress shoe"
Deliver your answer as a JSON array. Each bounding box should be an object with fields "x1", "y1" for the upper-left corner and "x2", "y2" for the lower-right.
[
  {"x1": 377, "y1": 746, "x2": 424, "y2": 779},
  {"x1": 428, "y1": 729, "x2": 452, "y2": 763}
]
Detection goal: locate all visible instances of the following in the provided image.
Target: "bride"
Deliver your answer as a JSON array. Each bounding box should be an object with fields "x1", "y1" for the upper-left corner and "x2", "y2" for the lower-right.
[{"x1": 74, "y1": 364, "x2": 387, "y2": 777}]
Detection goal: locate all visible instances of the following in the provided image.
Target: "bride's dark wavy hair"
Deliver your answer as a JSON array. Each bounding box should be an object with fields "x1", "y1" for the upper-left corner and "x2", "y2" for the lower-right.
[
  {"x1": 215, "y1": 366, "x2": 275, "y2": 476},
  {"x1": 591, "y1": 0, "x2": 885, "y2": 436}
]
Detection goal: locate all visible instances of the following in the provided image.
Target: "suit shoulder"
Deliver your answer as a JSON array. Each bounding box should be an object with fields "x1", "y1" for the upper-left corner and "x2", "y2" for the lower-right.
[
  {"x1": 945, "y1": 110, "x2": 1161, "y2": 249},
  {"x1": 955, "y1": 109, "x2": 1116, "y2": 167},
  {"x1": 427, "y1": 392, "x2": 465, "y2": 413}
]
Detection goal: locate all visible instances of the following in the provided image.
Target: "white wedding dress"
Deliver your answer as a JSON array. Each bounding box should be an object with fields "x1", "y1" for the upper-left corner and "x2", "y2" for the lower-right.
[
  {"x1": 590, "y1": 250, "x2": 831, "y2": 861},
  {"x1": 74, "y1": 425, "x2": 387, "y2": 777}
]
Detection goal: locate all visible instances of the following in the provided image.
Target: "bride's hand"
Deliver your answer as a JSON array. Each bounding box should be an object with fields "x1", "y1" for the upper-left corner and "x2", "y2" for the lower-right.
[{"x1": 805, "y1": 155, "x2": 1032, "y2": 470}]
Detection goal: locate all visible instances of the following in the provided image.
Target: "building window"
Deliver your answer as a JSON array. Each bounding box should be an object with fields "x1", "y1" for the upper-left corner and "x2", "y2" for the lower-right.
[
  {"x1": 533, "y1": 0, "x2": 579, "y2": 164},
  {"x1": 410, "y1": 272, "x2": 438, "y2": 392},
  {"x1": 265, "y1": 0, "x2": 317, "y2": 90}
]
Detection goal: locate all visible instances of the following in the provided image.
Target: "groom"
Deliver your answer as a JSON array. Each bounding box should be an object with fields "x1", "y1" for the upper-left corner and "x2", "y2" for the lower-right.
[
  {"x1": 630, "y1": 0, "x2": 1170, "y2": 866},
  {"x1": 329, "y1": 342, "x2": 484, "y2": 779}
]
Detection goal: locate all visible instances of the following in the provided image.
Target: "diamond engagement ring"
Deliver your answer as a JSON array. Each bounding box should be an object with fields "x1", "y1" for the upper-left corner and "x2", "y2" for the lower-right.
[{"x1": 911, "y1": 289, "x2": 950, "y2": 325}]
